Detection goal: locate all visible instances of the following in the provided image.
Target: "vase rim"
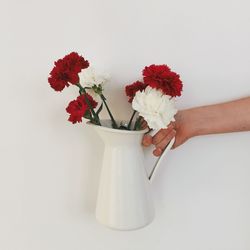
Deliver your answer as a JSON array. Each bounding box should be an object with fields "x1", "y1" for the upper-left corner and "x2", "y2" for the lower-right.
[{"x1": 86, "y1": 119, "x2": 149, "y2": 135}]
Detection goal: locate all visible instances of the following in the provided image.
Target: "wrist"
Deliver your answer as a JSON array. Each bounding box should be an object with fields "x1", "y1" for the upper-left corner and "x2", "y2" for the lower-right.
[
  {"x1": 179, "y1": 108, "x2": 206, "y2": 138},
  {"x1": 183, "y1": 105, "x2": 221, "y2": 137}
]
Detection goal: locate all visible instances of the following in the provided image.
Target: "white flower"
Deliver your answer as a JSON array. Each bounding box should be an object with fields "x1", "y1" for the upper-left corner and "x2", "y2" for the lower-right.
[
  {"x1": 79, "y1": 67, "x2": 110, "y2": 98},
  {"x1": 79, "y1": 67, "x2": 109, "y2": 88},
  {"x1": 132, "y1": 86, "x2": 177, "y2": 130}
]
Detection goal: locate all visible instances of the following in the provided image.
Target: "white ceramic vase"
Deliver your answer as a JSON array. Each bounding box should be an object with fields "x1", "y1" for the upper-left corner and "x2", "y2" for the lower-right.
[{"x1": 88, "y1": 120, "x2": 174, "y2": 231}]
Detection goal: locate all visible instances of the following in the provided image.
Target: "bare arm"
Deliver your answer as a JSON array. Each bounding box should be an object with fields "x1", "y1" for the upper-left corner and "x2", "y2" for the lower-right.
[
  {"x1": 142, "y1": 97, "x2": 250, "y2": 156},
  {"x1": 186, "y1": 97, "x2": 250, "y2": 136}
]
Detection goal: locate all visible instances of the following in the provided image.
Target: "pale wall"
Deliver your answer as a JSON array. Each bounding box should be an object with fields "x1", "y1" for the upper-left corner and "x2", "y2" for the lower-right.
[{"x1": 0, "y1": 0, "x2": 250, "y2": 249}]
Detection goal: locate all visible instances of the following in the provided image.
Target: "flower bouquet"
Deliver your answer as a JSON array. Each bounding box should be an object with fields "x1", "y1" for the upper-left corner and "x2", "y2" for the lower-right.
[
  {"x1": 48, "y1": 52, "x2": 183, "y2": 230},
  {"x1": 48, "y1": 52, "x2": 183, "y2": 132}
]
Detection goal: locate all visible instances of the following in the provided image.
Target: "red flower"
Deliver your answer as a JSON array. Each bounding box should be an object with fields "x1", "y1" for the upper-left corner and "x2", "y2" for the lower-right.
[
  {"x1": 48, "y1": 52, "x2": 89, "y2": 92},
  {"x1": 143, "y1": 64, "x2": 183, "y2": 97},
  {"x1": 63, "y1": 52, "x2": 89, "y2": 74},
  {"x1": 125, "y1": 81, "x2": 147, "y2": 103},
  {"x1": 66, "y1": 94, "x2": 97, "y2": 124}
]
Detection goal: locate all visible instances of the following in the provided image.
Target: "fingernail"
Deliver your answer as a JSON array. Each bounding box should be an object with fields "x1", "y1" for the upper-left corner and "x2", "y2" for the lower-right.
[{"x1": 153, "y1": 148, "x2": 162, "y2": 156}]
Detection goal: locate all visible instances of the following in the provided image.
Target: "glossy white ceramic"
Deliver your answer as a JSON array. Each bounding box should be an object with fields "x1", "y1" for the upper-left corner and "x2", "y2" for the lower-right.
[{"x1": 87, "y1": 120, "x2": 174, "y2": 230}]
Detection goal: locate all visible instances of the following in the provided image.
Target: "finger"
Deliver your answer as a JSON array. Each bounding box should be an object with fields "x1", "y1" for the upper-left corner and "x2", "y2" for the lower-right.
[
  {"x1": 170, "y1": 121, "x2": 176, "y2": 128},
  {"x1": 142, "y1": 134, "x2": 152, "y2": 147},
  {"x1": 155, "y1": 130, "x2": 176, "y2": 150},
  {"x1": 141, "y1": 120, "x2": 148, "y2": 129},
  {"x1": 153, "y1": 148, "x2": 162, "y2": 157},
  {"x1": 152, "y1": 124, "x2": 174, "y2": 145}
]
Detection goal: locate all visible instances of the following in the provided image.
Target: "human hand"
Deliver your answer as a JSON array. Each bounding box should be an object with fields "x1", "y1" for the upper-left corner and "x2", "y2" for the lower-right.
[{"x1": 142, "y1": 110, "x2": 193, "y2": 156}]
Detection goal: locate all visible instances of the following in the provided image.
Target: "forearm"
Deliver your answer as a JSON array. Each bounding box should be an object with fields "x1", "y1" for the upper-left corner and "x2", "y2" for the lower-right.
[{"x1": 186, "y1": 97, "x2": 250, "y2": 137}]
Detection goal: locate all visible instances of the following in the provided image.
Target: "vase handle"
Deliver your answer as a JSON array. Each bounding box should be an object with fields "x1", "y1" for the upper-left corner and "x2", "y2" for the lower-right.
[{"x1": 147, "y1": 130, "x2": 175, "y2": 182}]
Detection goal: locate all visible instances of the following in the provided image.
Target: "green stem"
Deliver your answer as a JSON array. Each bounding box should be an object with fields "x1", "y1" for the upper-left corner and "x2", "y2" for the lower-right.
[
  {"x1": 134, "y1": 116, "x2": 143, "y2": 130},
  {"x1": 77, "y1": 84, "x2": 101, "y2": 125},
  {"x1": 100, "y1": 94, "x2": 118, "y2": 129},
  {"x1": 127, "y1": 110, "x2": 137, "y2": 130}
]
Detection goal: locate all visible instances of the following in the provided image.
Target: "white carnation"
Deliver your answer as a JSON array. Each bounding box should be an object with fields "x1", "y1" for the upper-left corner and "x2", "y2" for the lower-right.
[
  {"x1": 79, "y1": 67, "x2": 110, "y2": 96},
  {"x1": 79, "y1": 67, "x2": 109, "y2": 87},
  {"x1": 132, "y1": 86, "x2": 177, "y2": 130}
]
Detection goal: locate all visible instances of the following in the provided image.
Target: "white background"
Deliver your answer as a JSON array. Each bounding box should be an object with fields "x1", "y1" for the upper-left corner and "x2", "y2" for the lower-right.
[{"x1": 1, "y1": 0, "x2": 250, "y2": 249}]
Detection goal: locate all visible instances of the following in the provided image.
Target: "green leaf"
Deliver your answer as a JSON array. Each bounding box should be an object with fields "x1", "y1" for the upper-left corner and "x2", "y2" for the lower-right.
[{"x1": 84, "y1": 111, "x2": 92, "y2": 120}]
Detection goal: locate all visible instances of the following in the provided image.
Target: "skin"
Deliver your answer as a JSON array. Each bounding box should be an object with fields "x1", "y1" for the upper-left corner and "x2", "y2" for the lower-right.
[{"x1": 142, "y1": 97, "x2": 250, "y2": 156}]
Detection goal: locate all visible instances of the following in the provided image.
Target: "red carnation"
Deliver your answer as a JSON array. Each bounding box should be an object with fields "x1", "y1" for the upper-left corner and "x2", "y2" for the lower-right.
[
  {"x1": 143, "y1": 64, "x2": 183, "y2": 97},
  {"x1": 62, "y1": 52, "x2": 89, "y2": 74},
  {"x1": 48, "y1": 52, "x2": 89, "y2": 92},
  {"x1": 66, "y1": 94, "x2": 97, "y2": 124},
  {"x1": 125, "y1": 81, "x2": 147, "y2": 103}
]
